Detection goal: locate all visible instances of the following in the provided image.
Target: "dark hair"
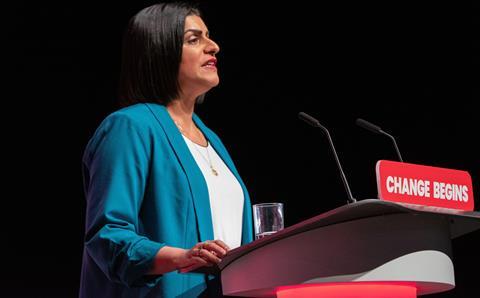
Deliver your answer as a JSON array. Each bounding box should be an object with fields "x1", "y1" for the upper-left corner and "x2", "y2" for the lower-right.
[{"x1": 118, "y1": 2, "x2": 201, "y2": 107}]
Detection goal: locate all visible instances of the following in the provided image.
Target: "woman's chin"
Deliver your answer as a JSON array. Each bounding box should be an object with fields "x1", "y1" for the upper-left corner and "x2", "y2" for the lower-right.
[{"x1": 205, "y1": 77, "x2": 220, "y2": 88}]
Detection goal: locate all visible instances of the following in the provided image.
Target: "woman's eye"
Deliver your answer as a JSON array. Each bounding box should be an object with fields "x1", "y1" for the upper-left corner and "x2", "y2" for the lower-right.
[{"x1": 187, "y1": 37, "x2": 200, "y2": 45}]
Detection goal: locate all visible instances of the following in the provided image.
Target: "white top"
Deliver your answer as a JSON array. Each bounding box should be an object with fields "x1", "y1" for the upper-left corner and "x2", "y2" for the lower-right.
[{"x1": 182, "y1": 135, "x2": 244, "y2": 249}]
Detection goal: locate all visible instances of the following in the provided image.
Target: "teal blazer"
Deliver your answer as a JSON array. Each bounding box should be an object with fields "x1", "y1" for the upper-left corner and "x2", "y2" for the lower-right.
[{"x1": 80, "y1": 103, "x2": 253, "y2": 298}]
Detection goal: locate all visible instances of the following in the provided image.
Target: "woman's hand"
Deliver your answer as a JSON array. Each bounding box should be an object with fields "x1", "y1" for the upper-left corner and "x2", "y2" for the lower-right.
[{"x1": 177, "y1": 240, "x2": 230, "y2": 273}]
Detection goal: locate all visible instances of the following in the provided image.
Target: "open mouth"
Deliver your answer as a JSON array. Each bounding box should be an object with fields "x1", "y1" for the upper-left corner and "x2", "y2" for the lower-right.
[{"x1": 202, "y1": 58, "x2": 217, "y2": 68}]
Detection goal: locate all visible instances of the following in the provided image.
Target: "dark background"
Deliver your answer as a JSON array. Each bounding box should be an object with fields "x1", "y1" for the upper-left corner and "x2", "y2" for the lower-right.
[{"x1": 4, "y1": 0, "x2": 478, "y2": 297}]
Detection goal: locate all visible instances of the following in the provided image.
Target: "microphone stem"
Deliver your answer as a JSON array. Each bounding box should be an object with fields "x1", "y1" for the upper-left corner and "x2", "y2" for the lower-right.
[
  {"x1": 382, "y1": 131, "x2": 404, "y2": 162},
  {"x1": 318, "y1": 125, "x2": 357, "y2": 204}
]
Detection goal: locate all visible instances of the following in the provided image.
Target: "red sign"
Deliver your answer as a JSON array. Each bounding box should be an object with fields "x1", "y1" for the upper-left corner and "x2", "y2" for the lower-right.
[{"x1": 376, "y1": 160, "x2": 474, "y2": 211}]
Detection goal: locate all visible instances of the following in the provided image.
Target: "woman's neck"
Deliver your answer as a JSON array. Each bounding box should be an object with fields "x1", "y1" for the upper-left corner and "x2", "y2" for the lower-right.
[
  {"x1": 167, "y1": 97, "x2": 193, "y2": 117},
  {"x1": 167, "y1": 98, "x2": 207, "y2": 146}
]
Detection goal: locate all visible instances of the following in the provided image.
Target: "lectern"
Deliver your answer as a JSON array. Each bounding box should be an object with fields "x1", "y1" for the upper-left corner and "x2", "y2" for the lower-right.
[{"x1": 217, "y1": 199, "x2": 480, "y2": 297}]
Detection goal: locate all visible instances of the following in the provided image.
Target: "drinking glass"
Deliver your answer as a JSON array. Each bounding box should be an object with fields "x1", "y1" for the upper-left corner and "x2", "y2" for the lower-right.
[{"x1": 253, "y1": 202, "x2": 284, "y2": 240}]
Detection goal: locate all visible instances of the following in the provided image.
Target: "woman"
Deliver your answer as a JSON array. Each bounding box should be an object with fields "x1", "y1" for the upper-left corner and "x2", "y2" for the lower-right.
[{"x1": 79, "y1": 2, "x2": 253, "y2": 297}]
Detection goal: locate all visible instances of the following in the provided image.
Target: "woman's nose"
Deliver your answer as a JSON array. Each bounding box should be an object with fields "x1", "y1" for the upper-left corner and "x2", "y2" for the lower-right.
[{"x1": 205, "y1": 38, "x2": 220, "y2": 55}]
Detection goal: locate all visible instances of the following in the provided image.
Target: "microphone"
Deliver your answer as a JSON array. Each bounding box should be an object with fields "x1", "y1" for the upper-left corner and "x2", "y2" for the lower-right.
[
  {"x1": 298, "y1": 112, "x2": 357, "y2": 204},
  {"x1": 355, "y1": 118, "x2": 404, "y2": 162}
]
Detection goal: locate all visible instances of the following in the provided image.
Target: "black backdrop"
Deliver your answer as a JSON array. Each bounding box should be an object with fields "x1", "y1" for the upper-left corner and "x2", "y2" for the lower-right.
[{"x1": 4, "y1": 1, "x2": 478, "y2": 297}]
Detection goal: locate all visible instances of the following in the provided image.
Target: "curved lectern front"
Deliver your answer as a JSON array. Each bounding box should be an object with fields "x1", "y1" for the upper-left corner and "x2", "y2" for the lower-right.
[{"x1": 216, "y1": 199, "x2": 480, "y2": 297}]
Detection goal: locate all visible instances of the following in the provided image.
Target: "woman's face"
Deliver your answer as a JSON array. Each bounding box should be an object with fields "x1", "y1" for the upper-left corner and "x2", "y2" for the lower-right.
[{"x1": 178, "y1": 15, "x2": 220, "y2": 98}]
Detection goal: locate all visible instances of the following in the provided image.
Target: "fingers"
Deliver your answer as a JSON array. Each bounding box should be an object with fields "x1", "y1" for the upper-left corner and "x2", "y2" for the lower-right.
[
  {"x1": 183, "y1": 240, "x2": 231, "y2": 272},
  {"x1": 212, "y1": 239, "x2": 231, "y2": 253},
  {"x1": 187, "y1": 247, "x2": 203, "y2": 258},
  {"x1": 187, "y1": 245, "x2": 220, "y2": 265},
  {"x1": 198, "y1": 245, "x2": 222, "y2": 264},
  {"x1": 201, "y1": 240, "x2": 230, "y2": 258}
]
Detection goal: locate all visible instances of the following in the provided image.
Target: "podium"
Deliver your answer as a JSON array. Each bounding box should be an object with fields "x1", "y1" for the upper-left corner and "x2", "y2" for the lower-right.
[{"x1": 217, "y1": 199, "x2": 480, "y2": 297}]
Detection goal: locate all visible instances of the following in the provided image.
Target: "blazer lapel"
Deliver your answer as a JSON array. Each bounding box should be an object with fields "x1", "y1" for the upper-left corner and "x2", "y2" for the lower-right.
[{"x1": 144, "y1": 103, "x2": 214, "y2": 243}]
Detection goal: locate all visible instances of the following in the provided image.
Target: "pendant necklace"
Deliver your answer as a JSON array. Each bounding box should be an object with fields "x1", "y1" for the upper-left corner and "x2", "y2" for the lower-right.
[
  {"x1": 193, "y1": 143, "x2": 219, "y2": 176},
  {"x1": 175, "y1": 120, "x2": 219, "y2": 176}
]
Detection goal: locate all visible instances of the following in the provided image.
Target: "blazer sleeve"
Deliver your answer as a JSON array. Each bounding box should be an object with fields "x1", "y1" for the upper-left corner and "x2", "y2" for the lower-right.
[{"x1": 82, "y1": 112, "x2": 165, "y2": 287}]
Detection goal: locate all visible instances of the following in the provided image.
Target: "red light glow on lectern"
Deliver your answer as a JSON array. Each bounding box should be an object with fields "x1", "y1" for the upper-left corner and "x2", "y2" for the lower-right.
[{"x1": 277, "y1": 282, "x2": 417, "y2": 298}]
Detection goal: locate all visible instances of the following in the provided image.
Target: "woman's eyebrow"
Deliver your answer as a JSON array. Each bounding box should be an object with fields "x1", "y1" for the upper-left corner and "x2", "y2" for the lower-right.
[{"x1": 184, "y1": 29, "x2": 209, "y2": 36}]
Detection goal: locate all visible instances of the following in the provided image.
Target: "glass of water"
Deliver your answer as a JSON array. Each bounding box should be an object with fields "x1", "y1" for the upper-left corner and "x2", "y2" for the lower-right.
[{"x1": 253, "y1": 202, "x2": 284, "y2": 240}]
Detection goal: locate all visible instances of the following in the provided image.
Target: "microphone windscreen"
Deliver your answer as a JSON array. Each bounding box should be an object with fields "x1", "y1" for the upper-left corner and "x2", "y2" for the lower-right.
[
  {"x1": 356, "y1": 118, "x2": 382, "y2": 134},
  {"x1": 298, "y1": 112, "x2": 320, "y2": 127}
]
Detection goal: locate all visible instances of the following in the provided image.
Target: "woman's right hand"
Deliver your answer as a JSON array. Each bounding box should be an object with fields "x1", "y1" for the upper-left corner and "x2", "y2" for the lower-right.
[{"x1": 176, "y1": 240, "x2": 230, "y2": 273}]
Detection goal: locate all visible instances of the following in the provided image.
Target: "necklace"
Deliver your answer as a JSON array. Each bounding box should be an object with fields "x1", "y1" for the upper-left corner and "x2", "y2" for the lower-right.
[
  {"x1": 175, "y1": 120, "x2": 219, "y2": 176},
  {"x1": 192, "y1": 142, "x2": 219, "y2": 176}
]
